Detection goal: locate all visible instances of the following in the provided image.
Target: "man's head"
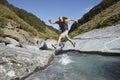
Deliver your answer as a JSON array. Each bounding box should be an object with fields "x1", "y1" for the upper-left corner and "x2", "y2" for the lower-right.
[{"x1": 58, "y1": 16, "x2": 63, "y2": 21}]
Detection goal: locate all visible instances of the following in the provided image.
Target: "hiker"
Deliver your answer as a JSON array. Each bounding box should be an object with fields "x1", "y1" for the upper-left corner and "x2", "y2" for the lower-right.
[{"x1": 49, "y1": 16, "x2": 78, "y2": 49}]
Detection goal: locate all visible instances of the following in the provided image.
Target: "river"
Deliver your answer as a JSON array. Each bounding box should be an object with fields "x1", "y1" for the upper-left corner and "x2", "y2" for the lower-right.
[{"x1": 26, "y1": 51, "x2": 120, "y2": 80}]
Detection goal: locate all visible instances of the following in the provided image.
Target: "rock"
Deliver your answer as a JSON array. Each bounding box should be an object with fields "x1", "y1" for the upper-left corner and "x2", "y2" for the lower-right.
[
  {"x1": 36, "y1": 39, "x2": 48, "y2": 50},
  {"x1": 0, "y1": 36, "x2": 21, "y2": 47},
  {"x1": 45, "y1": 39, "x2": 57, "y2": 50},
  {"x1": 6, "y1": 70, "x2": 16, "y2": 77},
  {"x1": 0, "y1": 42, "x2": 5, "y2": 46},
  {"x1": 22, "y1": 45, "x2": 40, "y2": 51},
  {"x1": 3, "y1": 27, "x2": 35, "y2": 45},
  {"x1": 39, "y1": 42, "x2": 48, "y2": 50},
  {"x1": 5, "y1": 37, "x2": 20, "y2": 47},
  {"x1": 36, "y1": 39, "x2": 57, "y2": 50},
  {"x1": 63, "y1": 24, "x2": 120, "y2": 53},
  {"x1": 0, "y1": 45, "x2": 55, "y2": 80},
  {"x1": 0, "y1": 37, "x2": 11, "y2": 45}
]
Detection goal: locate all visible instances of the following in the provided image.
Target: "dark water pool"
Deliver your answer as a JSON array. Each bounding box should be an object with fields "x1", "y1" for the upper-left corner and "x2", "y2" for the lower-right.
[{"x1": 26, "y1": 52, "x2": 120, "y2": 80}]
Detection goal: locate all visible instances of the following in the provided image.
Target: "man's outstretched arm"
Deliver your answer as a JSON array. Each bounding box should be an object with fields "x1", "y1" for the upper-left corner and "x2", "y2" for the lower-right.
[
  {"x1": 66, "y1": 18, "x2": 78, "y2": 23},
  {"x1": 49, "y1": 20, "x2": 59, "y2": 24},
  {"x1": 70, "y1": 19, "x2": 78, "y2": 23}
]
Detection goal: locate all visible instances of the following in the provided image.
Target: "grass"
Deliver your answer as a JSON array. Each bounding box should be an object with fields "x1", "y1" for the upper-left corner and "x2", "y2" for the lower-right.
[
  {"x1": 0, "y1": 5, "x2": 60, "y2": 39},
  {"x1": 70, "y1": 1, "x2": 120, "y2": 37},
  {"x1": 0, "y1": 29, "x2": 4, "y2": 36},
  {"x1": 6, "y1": 4, "x2": 60, "y2": 39},
  {"x1": 0, "y1": 5, "x2": 39, "y2": 36}
]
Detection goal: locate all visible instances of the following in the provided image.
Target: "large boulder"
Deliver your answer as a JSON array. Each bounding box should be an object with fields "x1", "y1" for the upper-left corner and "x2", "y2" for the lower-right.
[
  {"x1": 63, "y1": 24, "x2": 120, "y2": 53},
  {"x1": 22, "y1": 45, "x2": 40, "y2": 51},
  {"x1": 36, "y1": 39, "x2": 57, "y2": 50},
  {"x1": 0, "y1": 37, "x2": 11, "y2": 45},
  {"x1": 0, "y1": 44, "x2": 54, "y2": 80},
  {"x1": 5, "y1": 37, "x2": 20, "y2": 47},
  {"x1": 2, "y1": 19, "x2": 36, "y2": 45}
]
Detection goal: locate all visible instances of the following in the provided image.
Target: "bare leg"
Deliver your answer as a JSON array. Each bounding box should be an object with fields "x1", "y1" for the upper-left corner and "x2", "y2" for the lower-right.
[
  {"x1": 66, "y1": 35, "x2": 75, "y2": 47},
  {"x1": 52, "y1": 35, "x2": 62, "y2": 49},
  {"x1": 57, "y1": 36, "x2": 62, "y2": 46}
]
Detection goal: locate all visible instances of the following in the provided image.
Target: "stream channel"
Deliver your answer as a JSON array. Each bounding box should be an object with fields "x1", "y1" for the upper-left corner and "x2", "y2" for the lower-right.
[{"x1": 26, "y1": 51, "x2": 120, "y2": 80}]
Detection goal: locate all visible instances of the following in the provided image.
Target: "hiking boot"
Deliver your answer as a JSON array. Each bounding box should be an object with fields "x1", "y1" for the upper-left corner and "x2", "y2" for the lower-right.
[
  {"x1": 72, "y1": 42, "x2": 76, "y2": 47},
  {"x1": 51, "y1": 44, "x2": 57, "y2": 49}
]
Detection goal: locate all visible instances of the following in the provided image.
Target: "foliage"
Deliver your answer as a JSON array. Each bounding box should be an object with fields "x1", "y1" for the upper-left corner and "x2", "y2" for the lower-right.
[
  {"x1": 0, "y1": 5, "x2": 38, "y2": 36},
  {"x1": 0, "y1": 17, "x2": 8, "y2": 28},
  {"x1": 0, "y1": 29, "x2": 4, "y2": 36},
  {"x1": 9, "y1": 6, "x2": 46, "y2": 33},
  {"x1": 0, "y1": 0, "x2": 8, "y2": 4},
  {"x1": 0, "y1": 0, "x2": 59, "y2": 39},
  {"x1": 70, "y1": 0, "x2": 120, "y2": 37},
  {"x1": 70, "y1": 0, "x2": 120, "y2": 32},
  {"x1": 6, "y1": 4, "x2": 60, "y2": 38}
]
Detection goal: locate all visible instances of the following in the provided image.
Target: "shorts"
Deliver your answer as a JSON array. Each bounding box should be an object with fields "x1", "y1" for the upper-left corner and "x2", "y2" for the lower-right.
[{"x1": 60, "y1": 30, "x2": 68, "y2": 38}]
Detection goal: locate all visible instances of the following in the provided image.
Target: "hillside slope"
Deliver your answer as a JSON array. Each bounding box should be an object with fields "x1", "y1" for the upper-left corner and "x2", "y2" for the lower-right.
[
  {"x1": 6, "y1": 4, "x2": 60, "y2": 39},
  {"x1": 70, "y1": 0, "x2": 120, "y2": 37},
  {"x1": 0, "y1": 0, "x2": 59, "y2": 41},
  {"x1": 0, "y1": 5, "x2": 39, "y2": 44}
]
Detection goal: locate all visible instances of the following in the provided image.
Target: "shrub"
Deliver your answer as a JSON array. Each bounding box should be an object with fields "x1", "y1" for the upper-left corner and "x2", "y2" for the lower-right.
[{"x1": 0, "y1": 29, "x2": 4, "y2": 36}]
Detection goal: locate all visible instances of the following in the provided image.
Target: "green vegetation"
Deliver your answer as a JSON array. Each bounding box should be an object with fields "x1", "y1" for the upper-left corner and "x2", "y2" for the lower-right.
[
  {"x1": 0, "y1": 0, "x2": 8, "y2": 5},
  {"x1": 0, "y1": 5, "x2": 39, "y2": 36},
  {"x1": 6, "y1": 4, "x2": 60, "y2": 38},
  {"x1": 8, "y1": 5, "x2": 46, "y2": 33},
  {"x1": 70, "y1": 0, "x2": 120, "y2": 32},
  {"x1": 0, "y1": 29, "x2": 4, "y2": 36},
  {"x1": 70, "y1": 0, "x2": 120, "y2": 37},
  {"x1": 0, "y1": 0, "x2": 59, "y2": 39},
  {"x1": 0, "y1": 17, "x2": 8, "y2": 28},
  {"x1": 1, "y1": 0, "x2": 119, "y2": 39}
]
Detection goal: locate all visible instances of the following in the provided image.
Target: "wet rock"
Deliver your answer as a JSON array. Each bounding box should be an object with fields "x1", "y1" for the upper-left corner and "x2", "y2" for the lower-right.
[{"x1": 0, "y1": 45, "x2": 55, "y2": 80}]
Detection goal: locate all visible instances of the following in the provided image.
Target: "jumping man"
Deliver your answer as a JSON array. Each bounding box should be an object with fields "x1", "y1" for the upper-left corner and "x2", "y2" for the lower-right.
[{"x1": 49, "y1": 16, "x2": 78, "y2": 49}]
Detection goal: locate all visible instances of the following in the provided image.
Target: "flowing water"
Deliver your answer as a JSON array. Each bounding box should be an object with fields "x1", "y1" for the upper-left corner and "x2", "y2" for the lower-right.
[{"x1": 26, "y1": 51, "x2": 120, "y2": 80}]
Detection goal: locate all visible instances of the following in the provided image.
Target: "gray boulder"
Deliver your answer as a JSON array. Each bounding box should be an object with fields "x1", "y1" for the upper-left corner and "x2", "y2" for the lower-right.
[
  {"x1": 5, "y1": 37, "x2": 20, "y2": 47},
  {"x1": 0, "y1": 44, "x2": 54, "y2": 80},
  {"x1": 63, "y1": 24, "x2": 120, "y2": 53},
  {"x1": 36, "y1": 39, "x2": 57, "y2": 50},
  {"x1": 0, "y1": 37, "x2": 11, "y2": 45}
]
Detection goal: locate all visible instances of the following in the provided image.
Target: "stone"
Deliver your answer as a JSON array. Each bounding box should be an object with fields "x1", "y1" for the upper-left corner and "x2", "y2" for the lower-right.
[
  {"x1": 45, "y1": 39, "x2": 57, "y2": 50},
  {"x1": 0, "y1": 45, "x2": 55, "y2": 80},
  {"x1": 63, "y1": 24, "x2": 120, "y2": 53},
  {"x1": 36, "y1": 39, "x2": 57, "y2": 50}
]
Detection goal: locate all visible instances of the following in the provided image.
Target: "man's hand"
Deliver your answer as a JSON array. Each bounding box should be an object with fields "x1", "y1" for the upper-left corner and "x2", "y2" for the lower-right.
[
  {"x1": 70, "y1": 19, "x2": 78, "y2": 23},
  {"x1": 49, "y1": 19, "x2": 56, "y2": 24},
  {"x1": 49, "y1": 19, "x2": 52, "y2": 23}
]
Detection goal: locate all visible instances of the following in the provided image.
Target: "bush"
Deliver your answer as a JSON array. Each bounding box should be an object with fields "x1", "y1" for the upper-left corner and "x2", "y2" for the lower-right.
[{"x1": 0, "y1": 29, "x2": 4, "y2": 36}]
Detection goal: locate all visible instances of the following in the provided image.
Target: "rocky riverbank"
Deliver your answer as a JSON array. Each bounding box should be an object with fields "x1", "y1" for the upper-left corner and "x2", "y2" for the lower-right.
[
  {"x1": 0, "y1": 43, "x2": 55, "y2": 80},
  {"x1": 0, "y1": 24, "x2": 120, "y2": 80},
  {"x1": 64, "y1": 24, "x2": 120, "y2": 53}
]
